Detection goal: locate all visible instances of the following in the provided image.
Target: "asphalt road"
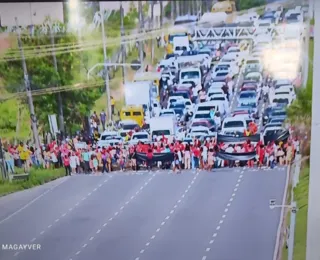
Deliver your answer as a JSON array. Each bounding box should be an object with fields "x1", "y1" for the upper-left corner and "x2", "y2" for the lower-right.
[{"x1": 0, "y1": 167, "x2": 287, "y2": 260}]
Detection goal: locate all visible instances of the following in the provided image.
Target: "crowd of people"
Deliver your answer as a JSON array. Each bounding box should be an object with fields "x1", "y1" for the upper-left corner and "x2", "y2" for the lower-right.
[{"x1": 1, "y1": 133, "x2": 300, "y2": 176}]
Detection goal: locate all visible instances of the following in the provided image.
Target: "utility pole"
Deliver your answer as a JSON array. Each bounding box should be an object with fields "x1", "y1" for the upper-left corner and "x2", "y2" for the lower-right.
[
  {"x1": 99, "y1": 8, "x2": 112, "y2": 122},
  {"x1": 138, "y1": 1, "x2": 144, "y2": 70},
  {"x1": 15, "y1": 17, "x2": 41, "y2": 153},
  {"x1": 176, "y1": 0, "x2": 180, "y2": 18},
  {"x1": 0, "y1": 138, "x2": 7, "y2": 180},
  {"x1": 151, "y1": 1, "x2": 155, "y2": 63},
  {"x1": 49, "y1": 18, "x2": 65, "y2": 138},
  {"x1": 120, "y1": 1, "x2": 126, "y2": 84},
  {"x1": 160, "y1": 1, "x2": 163, "y2": 28},
  {"x1": 171, "y1": 1, "x2": 174, "y2": 20}
]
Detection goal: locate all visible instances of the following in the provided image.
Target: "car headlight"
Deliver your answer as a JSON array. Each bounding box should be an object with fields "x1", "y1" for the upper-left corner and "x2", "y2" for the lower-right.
[{"x1": 264, "y1": 116, "x2": 268, "y2": 119}]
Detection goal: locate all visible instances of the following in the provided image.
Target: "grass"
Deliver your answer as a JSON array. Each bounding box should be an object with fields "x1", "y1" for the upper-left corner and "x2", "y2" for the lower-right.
[
  {"x1": 0, "y1": 167, "x2": 65, "y2": 197},
  {"x1": 293, "y1": 166, "x2": 309, "y2": 259},
  {"x1": 306, "y1": 39, "x2": 314, "y2": 88}
]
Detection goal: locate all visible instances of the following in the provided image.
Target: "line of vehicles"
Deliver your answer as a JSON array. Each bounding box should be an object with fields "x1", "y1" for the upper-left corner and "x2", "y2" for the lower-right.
[{"x1": 96, "y1": 3, "x2": 306, "y2": 148}]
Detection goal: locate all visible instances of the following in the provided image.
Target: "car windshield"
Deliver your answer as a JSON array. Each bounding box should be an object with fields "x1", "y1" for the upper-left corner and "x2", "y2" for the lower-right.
[
  {"x1": 224, "y1": 121, "x2": 245, "y2": 128},
  {"x1": 101, "y1": 134, "x2": 117, "y2": 140},
  {"x1": 195, "y1": 113, "x2": 210, "y2": 119},
  {"x1": 265, "y1": 129, "x2": 283, "y2": 136},
  {"x1": 216, "y1": 72, "x2": 228, "y2": 77},
  {"x1": 276, "y1": 92, "x2": 290, "y2": 95},
  {"x1": 122, "y1": 124, "x2": 138, "y2": 130},
  {"x1": 228, "y1": 49, "x2": 240, "y2": 53},
  {"x1": 133, "y1": 134, "x2": 148, "y2": 140},
  {"x1": 172, "y1": 92, "x2": 189, "y2": 99},
  {"x1": 273, "y1": 98, "x2": 289, "y2": 104},
  {"x1": 152, "y1": 130, "x2": 170, "y2": 136},
  {"x1": 181, "y1": 71, "x2": 200, "y2": 79},
  {"x1": 192, "y1": 122, "x2": 209, "y2": 127},
  {"x1": 240, "y1": 92, "x2": 256, "y2": 99},
  {"x1": 170, "y1": 103, "x2": 185, "y2": 109},
  {"x1": 216, "y1": 66, "x2": 229, "y2": 71},
  {"x1": 160, "y1": 111, "x2": 174, "y2": 116},
  {"x1": 271, "y1": 110, "x2": 286, "y2": 117},
  {"x1": 197, "y1": 106, "x2": 215, "y2": 111},
  {"x1": 211, "y1": 97, "x2": 225, "y2": 101}
]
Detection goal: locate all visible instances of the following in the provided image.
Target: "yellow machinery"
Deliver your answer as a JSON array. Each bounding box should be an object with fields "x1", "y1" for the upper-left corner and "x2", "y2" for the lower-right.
[{"x1": 120, "y1": 105, "x2": 145, "y2": 127}]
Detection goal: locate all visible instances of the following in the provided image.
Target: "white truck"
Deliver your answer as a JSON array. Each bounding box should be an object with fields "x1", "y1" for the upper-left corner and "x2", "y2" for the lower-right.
[
  {"x1": 124, "y1": 81, "x2": 154, "y2": 118},
  {"x1": 149, "y1": 116, "x2": 176, "y2": 143}
]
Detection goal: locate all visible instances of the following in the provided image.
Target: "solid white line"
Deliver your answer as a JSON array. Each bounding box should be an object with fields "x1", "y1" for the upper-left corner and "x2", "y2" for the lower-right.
[
  {"x1": 273, "y1": 165, "x2": 290, "y2": 260},
  {"x1": 136, "y1": 191, "x2": 140, "y2": 195},
  {"x1": 0, "y1": 177, "x2": 69, "y2": 225}
]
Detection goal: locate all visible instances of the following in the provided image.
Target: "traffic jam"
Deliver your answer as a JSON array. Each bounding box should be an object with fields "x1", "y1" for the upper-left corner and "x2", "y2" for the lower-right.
[{"x1": 94, "y1": 3, "x2": 305, "y2": 170}]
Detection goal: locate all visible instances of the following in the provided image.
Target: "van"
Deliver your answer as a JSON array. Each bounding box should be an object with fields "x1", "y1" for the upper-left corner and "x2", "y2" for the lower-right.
[
  {"x1": 195, "y1": 101, "x2": 228, "y2": 117},
  {"x1": 120, "y1": 105, "x2": 144, "y2": 127}
]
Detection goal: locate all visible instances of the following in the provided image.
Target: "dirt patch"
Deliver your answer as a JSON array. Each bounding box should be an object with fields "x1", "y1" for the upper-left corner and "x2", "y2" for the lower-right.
[{"x1": 0, "y1": 33, "x2": 12, "y2": 55}]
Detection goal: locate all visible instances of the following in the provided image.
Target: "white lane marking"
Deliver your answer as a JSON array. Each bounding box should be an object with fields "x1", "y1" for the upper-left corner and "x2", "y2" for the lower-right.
[
  {"x1": 40, "y1": 230, "x2": 45, "y2": 235},
  {"x1": 136, "y1": 191, "x2": 140, "y2": 195},
  {"x1": 165, "y1": 216, "x2": 170, "y2": 220},
  {"x1": 62, "y1": 213, "x2": 66, "y2": 217},
  {"x1": 239, "y1": 175, "x2": 243, "y2": 178},
  {"x1": 237, "y1": 179, "x2": 241, "y2": 182},
  {"x1": 178, "y1": 199, "x2": 181, "y2": 203},
  {"x1": 48, "y1": 224, "x2": 52, "y2": 228},
  {"x1": 103, "y1": 223, "x2": 107, "y2": 227},
  {"x1": 206, "y1": 248, "x2": 211, "y2": 252},
  {"x1": 55, "y1": 219, "x2": 59, "y2": 223},
  {"x1": 227, "y1": 203, "x2": 231, "y2": 207},
  {"x1": 146, "y1": 242, "x2": 150, "y2": 246},
  {"x1": 225, "y1": 208, "x2": 229, "y2": 212},
  {"x1": 174, "y1": 205, "x2": 177, "y2": 208},
  {"x1": 131, "y1": 196, "x2": 135, "y2": 200},
  {"x1": 114, "y1": 212, "x2": 119, "y2": 216},
  {"x1": 219, "y1": 220, "x2": 224, "y2": 224},
  {"x1": 185, "y1": 189, "x2": 189, "y2": 193},
  {"x1": 69, "y1": 208, "x2": 73, "y2": 211},
  {"x1": 93, "y1": 188, "x2": 97, "y2": 192},
  {"x1": 234, "y1": 188, "x2": 238, "y2": 192},
  {"x1": 14, "y1": 252, "x2": 20, "y2": 257},
  {"x1": 222, "y1": 214, "x2": 226, "y2": 218},
  {"x1": 96, "y1": 229, "x2": 101, "y2": 234},
  {"x1": 0, "y1": 177, "x2": 69, "y2": 225},
  {"x1": 216, "y1": 226, "x2": 221, "y2": 230},
  {"x1": 156, "y1": 228, "x2": 160, "y2": 232},
  {"x1": 202, "y1": 256, "x2": 207, "y2": 260},
  {"x1": 125, "y1": 201, "x2": 129, "y2": 204},
  {"x1": 98, "y1": 184, "x2": 102, "y2": 188},
  {"x1": 151, "y1": 235, "x2": 155, "y2": 239},
  {"x1": 236, "y1": 183, "x2": 239, "y2": 187},
  {"x1": 82, "y1": 244, "x2": 87, "y2": 248},
  {"x1": 30, "y1": 238, "x2": 36, "y2": 242},
  {"x1": 120, "y1": 206, "x2": 124, "y2": 210},
  {"x1": 230, "y1": 198, "x2": 233, "y2": 202},
  {"x1": 75, "y1": 251, "x2": 81, "y2": 255},
  {"x1": 209, "y1": 240, "x2": 214, "y2": 244},
  {"x1": 109, "y1": 217, "x2": 113, "y2": 221},
  {"x1": 87, "y1": 192, "x2": 91, "y2": 196},
  {"x1": 181, "y1": 194, "x2": 185, "y2": 198},
  {"x1": 140, "y1": 249, "x2": 145, "y2": 254},
  {"x1": 213, "y1": 233, "x2": 217, "y2": 237},
  {"x1": 232, "y1": 193, "x2": 236, "y2": 197},
  {"x1": 75, "y1": 203, "x2": 79, "y2": 206},
  {"x1": 135, "y1": 258, "x2": 140, "y2": 260},
  {"x1": 170, "y1": 210, "x2": 174, "y2": 214},
  {"x1": 161, "y1": 221, "x2": 165, "y2": 226}
]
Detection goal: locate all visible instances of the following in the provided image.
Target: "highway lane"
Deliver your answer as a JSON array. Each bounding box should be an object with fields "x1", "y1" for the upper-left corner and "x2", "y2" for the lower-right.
[
  {"x1": 202, "y1": 167, "x2": 288, "y2": 260},
  {"x1": 72, "y1": 170, "x2": 201, "y2": 260},
  {"x1": 130, "y1": 169, "x2": 242, "y2": 260},
  {"x1": 1, "y1": 173, "x2": 155, "y2": 260}
]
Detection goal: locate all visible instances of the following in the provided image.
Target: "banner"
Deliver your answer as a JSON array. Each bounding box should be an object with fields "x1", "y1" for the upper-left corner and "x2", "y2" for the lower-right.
[
  {"x1": 216, "y1": 151, "x2": 257, "y2": 161},
  {"x1": 263, "y1": 130, "x2": 290, "y2": 145},
  {"x1": 217, "y1": 134, "x2": 260, "y2": 144},
  {"x1": 136, "y1": 152, "x2": 174, "y2": 162}
]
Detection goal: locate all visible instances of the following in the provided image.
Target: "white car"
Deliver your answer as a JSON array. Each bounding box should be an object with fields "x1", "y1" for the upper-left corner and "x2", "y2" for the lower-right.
[
  {"x1": 216, "y1": 62, "x2": 240, "y2": 77},
  {"x1": 207, "y1": 88, "x2": 226, "y2": 101},
  {"x1": 160, "y1": 108, "x2": 176, "y2": 118},
  {"x1": 221, "y1": 53, "x2": 242, "y2": 67},
  {"x1": 167, "y1": 96, "x2": 184, "y2": 108},
  {"x1": 275, "y1": 84, "x2": 296, "y2": 99},
  {"x1": 227, "y1": 46, "x2": 249, "y2": 62},
  {"x1": 221, "y1": 117, "x2": 247, "y2": 134},
  {"x1": 208, "y1": 94, "x2": 228, "y2": 108},
  {"x1": 270, "y1": 94, "x2": 293, "y2": 107},
  {"x1": 189, "y1": 126, "x2": 212, "y2": 138},
  {"x1": 128, "y1": 132, "x2": 150, "y2": 145}
]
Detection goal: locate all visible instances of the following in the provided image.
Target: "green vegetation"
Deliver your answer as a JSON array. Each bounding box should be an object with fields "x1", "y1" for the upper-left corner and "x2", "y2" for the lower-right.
[
  {"x1": 0, "y1": 168, "x2": 65, "y2": 197},
  {"x1": 0, "y1": 5, "x2": 139, "y2": 141},
  {"x1": 292, "y1": 166, "x2": 309, "y2": 260},
  {"x1": 239, "y1": 0, "x2": 266, "y2": 11}
]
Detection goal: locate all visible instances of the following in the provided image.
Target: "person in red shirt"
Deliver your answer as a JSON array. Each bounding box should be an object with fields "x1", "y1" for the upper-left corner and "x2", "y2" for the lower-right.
[
  {"x1": 146, "y1": 148, "x2": 153, "y2": 171},
  {"x1": 193, "y1": 146, "x2": 201, "y2": 169},
  {"x1": 258, "y1": 144, "x2": 265, "y2": 168},
  {"x1": 63, "y1": 155, "x2": 71, "y2": 176},
  {"x1": 247, "y1": 144, "x2": 254, "y2": 168}
]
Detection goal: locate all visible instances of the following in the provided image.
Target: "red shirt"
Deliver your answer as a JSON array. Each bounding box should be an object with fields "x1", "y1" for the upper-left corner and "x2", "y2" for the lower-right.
[
  {"x1": 63, "y1": 157, "x2": 70, "y2": 166},
  {"x1": 193, "y1": 148, "x2": 200, "y2": 158}
]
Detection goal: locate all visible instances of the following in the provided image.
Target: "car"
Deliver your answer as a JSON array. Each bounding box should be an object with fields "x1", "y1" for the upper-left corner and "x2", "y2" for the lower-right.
[
  {"x1": 263, "y1": 122, "x2": 283, "y2": 132},
  {"x1": 170, "y1": 90, "x2": 192, "y2": 100},
  {"x1": 190, "y1": 119, "x2": 217, "y2": 132},
  {"x1": 168, "y1": 102, "x2": 187, "y2": 121},
  {"x1": 231, "y1": 112, "x2": 255, "y2": 127},
  {"x1": 262, "y1": 107, "x2": 286, "y2": 125},
  {"x1": 189, "y1": 126, "x2": 213, "y2": 136},
  {"x1": 227, "y1": 46, "x2": 249, "y2": 62},
  {"x1": 128, "y1": 132, "x2": 150, "y2": 145},
  {"x1": 207, "y1": 88, "x2": 226, "y2": 101},
  {"x1": 244, "y1": 63, "x2": 263, "y2": 74},
  {"x1": 234, "y1": 104, "x2": 259, "y2": 119},
  {"x1": 216, "y1": 62, "x2": 240, "y2": 76},
  {"x1": 167, "y1": 96, "x2": 184, "y2": 108},
  {"x1": 221, "y1": 117, "x2": 247, "y2": 135},
  {"x1": 238, "y1": 91, "x2": 259, "y2": 106},
  {"x1": 267, "y1": 109, "x2": 287, "y2": 123},
  {"x1": 243, "y1": 72, "x2": 263, "y2": 86},
  {"x1": 191, "y1": 111, "x2": 212, "y2": 123},
  {"x1": 240, "y1": 82, "x2": 261, "y2": 98},
  {"x1": 212, "y1": 71, "x2": 229, "y2": 83},
  {"x1": 159, "y1": 109, "x2": 176, "y2": 118},
  {"x1": 208, "y1": 93, "x2": 228, "y2": 107},
  {"x1": 212, "y1": 68, "x2": 229, "y2": 78}
]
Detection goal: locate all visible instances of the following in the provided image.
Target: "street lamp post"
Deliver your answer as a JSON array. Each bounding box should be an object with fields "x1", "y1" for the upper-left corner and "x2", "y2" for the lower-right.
[{"x1": 100, "y1": 7, "x2": 112, "y2": 122}]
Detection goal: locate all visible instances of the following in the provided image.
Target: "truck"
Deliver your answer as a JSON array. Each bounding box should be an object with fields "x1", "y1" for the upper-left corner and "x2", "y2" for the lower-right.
[
  {"x1": 149, "y1": 116, "x2": 176, "y2": 143},
  {"x1": 124, "y1": 81, "x2": 154, "y2": 110}
]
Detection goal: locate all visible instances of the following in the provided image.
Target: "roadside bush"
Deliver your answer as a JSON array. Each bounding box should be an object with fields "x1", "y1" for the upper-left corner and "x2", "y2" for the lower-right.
[{"x1": 0, "y1": 168, "x2": 65, "y2": 197}]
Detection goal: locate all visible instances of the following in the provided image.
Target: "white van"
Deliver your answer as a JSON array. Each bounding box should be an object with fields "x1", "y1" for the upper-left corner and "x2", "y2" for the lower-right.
[
  {"x1": 195, "y1": 101, "x2": 228, "y2": 117},
  {"x1": 221, "y1": 117, "x2": 247, "y2": 134},
  {"x1": 179, "y1": 67, "x2": 202, "y2": 86}
]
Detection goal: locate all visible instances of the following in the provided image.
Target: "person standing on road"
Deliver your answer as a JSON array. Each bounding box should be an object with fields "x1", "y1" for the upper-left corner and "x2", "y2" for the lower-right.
[
  {"x1": 63, "y1": 154, "x2": 71, "y2": 176},
  {"x1": 111, "y1": 96, "x2": 115, "y2": 116},
  {"x1": 100, "y1": 110, "x2": 107, "y2": 131},
  {"x1": 146, "y1": 148, "x2": 153, "y2": 172}
]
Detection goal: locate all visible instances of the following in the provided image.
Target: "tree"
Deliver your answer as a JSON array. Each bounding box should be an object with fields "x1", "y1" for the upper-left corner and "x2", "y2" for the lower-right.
[
  {"x1": 239, "y1": 0, "x2": 266, "y2": 11},
  {"x1": 0, "y1": 27, "x2": 102, "y2": 136}
]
